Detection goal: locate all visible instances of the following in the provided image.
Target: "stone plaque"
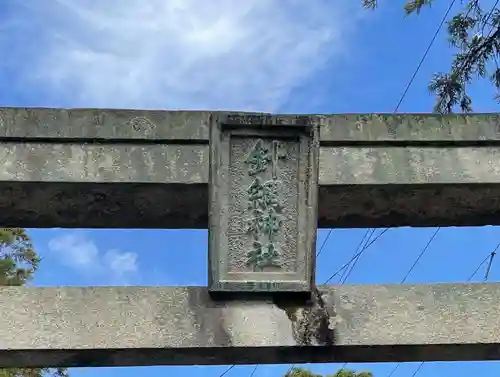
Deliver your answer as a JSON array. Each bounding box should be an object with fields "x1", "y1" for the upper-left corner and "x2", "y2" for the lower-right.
[{"x1": 208, "y1": 114, "x2": 319, "y2": 293}]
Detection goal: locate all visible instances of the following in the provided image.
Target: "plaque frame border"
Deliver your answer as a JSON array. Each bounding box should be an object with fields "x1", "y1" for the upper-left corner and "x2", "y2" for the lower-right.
[{"x1": 208, "y1": 114, "x2": 319, "y2": 294}]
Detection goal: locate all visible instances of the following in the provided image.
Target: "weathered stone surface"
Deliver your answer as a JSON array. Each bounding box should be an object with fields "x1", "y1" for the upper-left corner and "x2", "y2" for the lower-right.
[
  {"x1": 1, "y1": 283, "x2": 500, "y2": 367},
  {"x1": 0, "y1": 143, "x2": 207, "y2": 183},
  {"x1": 320, "y1": 146, "x2": 500, "y2": 184},
  {"x1": 208, "y1": 115, "x2": 319, "y2": 293},
  {"x1": 0, "y1": 145, "x2": 500, "y2": 228},
  {"x1": 0, "y1": 108, "x2": 499, "y2": 228},
  {"x1": 2, "y1": 108, "x2": 500, "y2": 143},
  {"x1": 319, "y1": 113, "x2": 500, "y2": 142},
  {"x1": 3, "y1": 144, "x2": 500, "y2": 185},
  {"x1": 0, "y1": 108, "x2": 210, "y2": 141}
]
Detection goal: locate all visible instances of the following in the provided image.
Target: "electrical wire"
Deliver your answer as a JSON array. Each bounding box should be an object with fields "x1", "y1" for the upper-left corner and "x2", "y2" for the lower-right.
[
  {"x1": 393, "y1": 7, "x2": 500, "y2": 374},
  {"x1": 339, "y1": 229, "x2": 373, "y2": 283},
  {"x1": 227, "y1": 228, "x2": 335, "y2": 377},
  {"x1": 376, "y1": 3, "x2": 493, "y2": 372},
  {"x1": 317, "y1": 229, "x2": 334, "y2": 258},
  {"x1": 385, "y1": 245, "x2": 497, "y2": 377},
  {"x1": 324, "y1": 228, "x2": 389, "y2": 284},
  {"x1": 233, "y1": 0, "x2": 467, "y2": 370},
  {"x1": 248, "y1": 365, "x2": 259, "y2": 377},
  {"x1": 333, "y1": 230, "x2": 381, "y2": 373},
  {"x1": 394, "y1": 0, "x2": 458, "y2": 112},
  {"x1": 480, "y1": 0, "x2": 500, "y2": 36},
  {"x1": 401, "y1": 227, "x2": 441, "y2": 283},
  {"x1": 252, "y1": 231, "x2": 496, "y2": 377},
  {"x1": 382, "y1": 228, "x2": 443, "y2": 377},
  {"x1": 285, "y1": 228, "x2": 383, "y2": 377},
  {"x1": 386, "y1": 364, "x2": 400, "y2": 377},
  {"x1": 467, "y1": 251, "x2": 494, "y2": 281},
  {"x1": 238, "y1": 0, "x2": 492, "y2": 373},
  {"x1": 455, "y1": 0, "x2": 500, "y2": 76},
  {"x1": 234, "y1": 228, "x2": 339, "y2": 377},
  {"x1": 218, "y1": 365, "x2": 236, "y2": 377},
  {"x1": 404, "y1": 248, "x2": 496, "y2": 377},
  {"x1": 245, "y1": 221, "x2": 389, "y2": 377},
  {"x1": 432, "y1": 0, "x2": 500, "y2": 111}
]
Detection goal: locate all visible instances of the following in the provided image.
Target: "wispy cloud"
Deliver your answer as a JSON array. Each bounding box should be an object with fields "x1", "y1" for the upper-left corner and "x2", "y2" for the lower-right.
[
  {"x1": 4, "y1": 0, "x2": 363, "y2": 111},
  {"x1": 48, "y1": 232, "x2": 138, "y2": 283}
]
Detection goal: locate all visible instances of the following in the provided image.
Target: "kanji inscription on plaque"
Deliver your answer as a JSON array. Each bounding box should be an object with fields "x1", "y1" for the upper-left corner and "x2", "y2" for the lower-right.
[{"x1": 208, "y1": 114, "x2": 319, "y2": 293}]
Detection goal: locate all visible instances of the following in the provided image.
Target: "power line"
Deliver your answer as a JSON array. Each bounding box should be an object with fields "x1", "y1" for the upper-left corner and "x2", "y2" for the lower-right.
[
  {"x1": 224, "y1": 0, "x2": 498, "y2": 374},
  {"x1": 374, "y1": 226, "x2": 442, "y2": 377},
  {"x1": 405, "y1": 248, "x2": 496, "y2": 377},
  {"x1": 324, "y1": 228, "x2": 389, "y2": 284},
  {"x1": 454, "y1": 0, "x2": 500, "y2": 75},
  {"x1": 339, "y1": 229, "x2": 373, "y2": 283},
  {"x1": 294, "y1": 230, "x2": 383, "y2": 376},
  {"x1": 235, "y1": 2, "x2": 469, "y2": 366},
  {"x1": 218, "y1": 365, "x2": 236, "y2": 377},
  {"x1": 386, "y1": 245, "x2": 497, "y2": 377},
  {"x1": 430, "y1": 0, "x2": 500, "y2": 113},
  {"x1": 317, "y1": 229, "x2": 334, "y2": 258},
  {"x1": 285, "y1": 1, "x2": 443, "y2": 370},
  {"x1": 408, "y1": 362, "x2": 425, "y2": 377},
  {"x1": 480, "y1": 0, "x2": 500, "y2": 36},
  {"x1": 241, "y1": 3, "x2": 472, "y2": 367},
  {"x1": 394, "y1": 0, "x2": 458, "y2": 112},
  {"x1": 341, "y1": 227, "x2": 440, "y2": 377},
  {"x1": 388, "y1": 0, "x2": 462, "y2": 367},
  {"x1": 234, "y1": 227, "x2": 340, "y2": 377},
  {"x1": 259, "y1": 2, "x2": 498, "y2": 376},
  {"x1": 282, "y1": 230, "x2": 382, "y2": 377},
  {"x1": 335, "y1": 230, "x2": 384, "y2": 374},
  {"x1": 401, "y1": 227, "x2": 441, "y2": 283},
  {"x1": 249, "y1": 365, "x2": 259, "y2": 377},
  {"x1": 331, "y1": 0, "x2": 452, "y2": 323},
  {"x1": 387, "y1": 0, "x2": 474, "y2": 370},
  {"x1": 387, "y1": 364, "x2": 400, "y2": 377},
  {"x1": 393, "y1": 0, "x2": 500, "y2": 368},
  {"x1": 244, "y1": 227, "x2": 337, "y2": 377},
  {"x1": 466, "y1": 251, "x2": 493, "y2": 281},
  {"x1": 485, "y1": 249, "x2": 497, "y2": 280},
  {"x1": 341, "y1": 229, "x2": 377, "y2": 284}
]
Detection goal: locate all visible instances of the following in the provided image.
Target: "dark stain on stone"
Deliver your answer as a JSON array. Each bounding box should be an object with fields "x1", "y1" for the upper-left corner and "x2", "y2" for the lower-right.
[
  {"x1": 273, "y1": 288, "x2": 336, "y2": 346},
  {"x1": 386, "y1": 116, "x2": 400, "y2": 135},
  {"x1": 187, "y1": 287, "x2": 233, "y2": 348}
]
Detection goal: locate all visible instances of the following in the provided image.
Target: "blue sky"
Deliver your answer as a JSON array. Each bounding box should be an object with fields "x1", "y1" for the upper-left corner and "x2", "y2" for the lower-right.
[{"x1": 1, "y1": 0, "x2": 500, "y2": 377}]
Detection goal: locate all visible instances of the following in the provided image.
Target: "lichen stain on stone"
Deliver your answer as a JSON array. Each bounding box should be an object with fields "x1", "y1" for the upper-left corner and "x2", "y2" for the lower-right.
[
  {"x1": 130, "y1": 116, "x2": 155, "y2": 133},
  {"x1": 273, "y1": 290, "x2": 336, "y2": 346},
  {"x1": 355, "y1": 115, "x2": 369, "y2": 130},
  {"x1": 410, "y1": 115, "x2": 426, "y2": 127},
  {"x1": 195, "y1": 148, "x2": 206, "y2": 163}
]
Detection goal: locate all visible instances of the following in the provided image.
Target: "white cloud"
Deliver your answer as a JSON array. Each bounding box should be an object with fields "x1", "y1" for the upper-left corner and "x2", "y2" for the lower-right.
[
  {"x1": 47, "y1": 233, "x2": 99, "y2": 270},
  {"x1": 48, "y1": 232, "x2": 138, "y2": 279},
  {"x1": 103, "y1": 249, "x2": 138, "y2": 275},
  {"x1": 6, "y1": 0, "x2": 363, "y2": 111}
]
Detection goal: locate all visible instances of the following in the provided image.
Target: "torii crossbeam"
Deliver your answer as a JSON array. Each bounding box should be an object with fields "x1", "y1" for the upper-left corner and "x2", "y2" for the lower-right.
[{"x1": 1, "y1": 108, "x2": 500, "y2": 368}]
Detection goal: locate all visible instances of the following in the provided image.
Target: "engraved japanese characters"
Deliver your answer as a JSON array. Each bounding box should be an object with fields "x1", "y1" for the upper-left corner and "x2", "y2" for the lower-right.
[
  {"x1": 209, "y1": 115, "x2": 319, "y2": 294},
  {"x1": 245, "y1": 139, "x2": 287, "y2": 271}
]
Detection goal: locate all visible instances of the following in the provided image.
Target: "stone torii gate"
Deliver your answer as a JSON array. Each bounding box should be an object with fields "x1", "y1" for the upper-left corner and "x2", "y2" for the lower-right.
[{"x1": 1, "y1": 108, "x2": 500, "y2": 368}]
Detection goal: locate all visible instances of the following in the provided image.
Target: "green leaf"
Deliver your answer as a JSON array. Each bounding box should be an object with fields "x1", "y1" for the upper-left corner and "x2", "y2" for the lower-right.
[
  {"x1": 404, "y1": 0, "x2": 434, "y2": 16},
  {"x1": 362, "y1": 0, "x2": 500, "y2": 112}
]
